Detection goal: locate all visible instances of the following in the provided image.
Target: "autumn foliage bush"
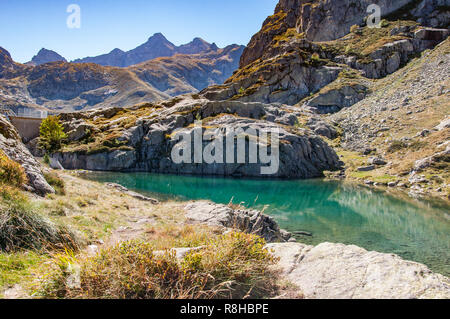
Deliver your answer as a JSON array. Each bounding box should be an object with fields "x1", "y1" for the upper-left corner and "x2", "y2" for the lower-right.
[
  {"x1": 0, "y1": 150, "x2": 27, "y2": 188},
  {"x1": 40, "y1": 231, "x2": 279, "y2": 299}
]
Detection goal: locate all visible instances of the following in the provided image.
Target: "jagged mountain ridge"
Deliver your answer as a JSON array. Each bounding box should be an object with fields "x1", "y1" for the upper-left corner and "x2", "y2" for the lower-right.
[{"x1": 72, "y1": 33, "x2": 225, "y2": 67}]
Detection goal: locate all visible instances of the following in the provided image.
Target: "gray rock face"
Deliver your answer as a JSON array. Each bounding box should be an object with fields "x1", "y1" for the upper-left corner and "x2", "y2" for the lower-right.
[
  {"x1": 413, "y1": 145, "x2": 450, "y2": 172},
  {"x1": 267, "y1": 242, "x2": 450, "y2": 299},
  {"x1": 185, "y1": 201, "x2": 292, "y2": 243},
  {"x1": 0, "y1": 115, "x2": 54, "y2": 196},
  {"x1": 297, "y1": 0, "x2": 413, "y2": 42},
  {"x1": 436, "y1": 117, "x2": 450, "y2": 131},
  {"x1": 336, "y1": 34, "x2": 449, "y2": 79},
  {"x1": 0, "y1": 46, "x2": 27, "y2": 79},
  {"x1": 0, "y1": 43, "x2": 243, "y2": 114},
  {"x1": 240, "y1": 0, "x2": 448, "y2": 68},
  {"x1": 203, "y1": 55, "x2": 342, "y2": 106},
  {"x1": 297, "y1": 0, "x2": 450, "y2": 42},
  {"x1": 305, "y1": 84, "x2": 369, "y2": 114},
  {"x1": 54, "y1": 98, "x2": 342, "y2": 179},
  {"x1": 27, "y1": 63, "x2": 111, "y2": 101},
  {"x1": 368, "y1": 157, "x2": 387, "y2": 166},
  {"x1": 63, "y1": 119, "x2": 94, "y2": 142}
]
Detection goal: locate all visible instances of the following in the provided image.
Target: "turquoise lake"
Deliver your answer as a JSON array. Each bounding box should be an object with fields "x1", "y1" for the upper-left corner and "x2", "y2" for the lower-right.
[{"x1": 85, "y1": 172, "x2": 450, "y2": 276}]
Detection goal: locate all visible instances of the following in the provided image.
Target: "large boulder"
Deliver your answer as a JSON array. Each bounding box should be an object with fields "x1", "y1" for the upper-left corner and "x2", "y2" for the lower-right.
[
  {"x1": 267, "y1": 242, "x2": 450, "y2": 299},
  {"x1": 0, "y1": 115, "x2": 54, "y2": 196},
  {"x1": 185, "y1": 201, "x2": 292, "y2": 243}
]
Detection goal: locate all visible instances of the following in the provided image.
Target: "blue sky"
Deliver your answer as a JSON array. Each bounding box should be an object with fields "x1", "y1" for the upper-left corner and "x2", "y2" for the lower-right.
[{"x1": 0, "y1": 0, "x2": 278, "y2": 63}]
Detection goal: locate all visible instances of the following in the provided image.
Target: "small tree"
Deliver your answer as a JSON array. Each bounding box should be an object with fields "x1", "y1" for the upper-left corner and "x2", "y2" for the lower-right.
[{"x1": 39, "y1": 116, "x2": 67, "y2": 154}]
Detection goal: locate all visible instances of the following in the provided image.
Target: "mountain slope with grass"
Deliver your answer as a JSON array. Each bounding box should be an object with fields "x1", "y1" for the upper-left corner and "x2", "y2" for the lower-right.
[
  {"x1": 199, "y1": 0, "x2": 449, "y2": 199},
  {"x1": 328, "y1": 38, "x2": 450, "y2": 198},
  {"x1": 0, "y1": 42, "x2": 244, "y2": 113}
]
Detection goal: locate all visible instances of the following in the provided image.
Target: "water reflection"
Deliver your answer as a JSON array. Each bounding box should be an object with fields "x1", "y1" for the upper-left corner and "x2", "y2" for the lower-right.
[{"x1": 85, "y1": 172, "x2": 450, "y2": 276}]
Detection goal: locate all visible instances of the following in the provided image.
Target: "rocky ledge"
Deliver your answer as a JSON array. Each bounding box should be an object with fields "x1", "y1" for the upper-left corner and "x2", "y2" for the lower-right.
[{"x1": 53, "y1": 97, "x2": 342, "y2": 178}]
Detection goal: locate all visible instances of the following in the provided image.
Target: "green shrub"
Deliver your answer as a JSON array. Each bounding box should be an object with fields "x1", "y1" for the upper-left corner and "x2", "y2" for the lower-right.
[
  {"x1": 39, "y1": 116, "x2": 67, "y2": 154},
  {"x1": 387, "y1": 140, "x2": 408, "y2": 153},
  {"x1": 43, "y1": 153, "x2": 50, "y2": 165},
  {"x1": 0, "y1": 150, "x2": 27, "y2": 188},
  {"x1": 44, "y1": 172, "x2": 65, "y2": 195},
  {"x1": 39, "y1": 231, "x2": 278, "y2": 299}
]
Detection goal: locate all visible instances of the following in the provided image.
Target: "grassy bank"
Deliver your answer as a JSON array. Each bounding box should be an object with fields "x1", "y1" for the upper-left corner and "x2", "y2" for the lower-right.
[{"x1": 0, "y1": 162, "x2": 283, "y2": 299}]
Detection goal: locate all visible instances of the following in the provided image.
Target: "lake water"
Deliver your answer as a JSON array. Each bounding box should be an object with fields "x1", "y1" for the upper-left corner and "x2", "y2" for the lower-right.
[{"x1": 85, "y1": 172, "x2": 450, "y2": 276}]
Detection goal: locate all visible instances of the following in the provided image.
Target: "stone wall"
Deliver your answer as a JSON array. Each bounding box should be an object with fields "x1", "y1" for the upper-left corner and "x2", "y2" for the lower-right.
[{"x1": 9, "y1": 116, "x2": 42, "y2": 143}]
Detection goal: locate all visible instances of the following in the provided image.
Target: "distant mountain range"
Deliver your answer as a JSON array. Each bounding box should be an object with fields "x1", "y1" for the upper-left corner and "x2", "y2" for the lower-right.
[
  {"x1": 0, "y1": 34, "x2": 245, "y2": 113},
  {"x1": 25, "y1": 33, "x2": 225, "y2": 68},
  {"x1": 73, "y1": 33, "x2": 223, "y2": 67}
]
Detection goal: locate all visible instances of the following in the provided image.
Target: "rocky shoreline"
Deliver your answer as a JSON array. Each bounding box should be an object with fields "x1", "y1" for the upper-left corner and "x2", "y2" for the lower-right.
[{"x1": 179, "y1": 200, "x2": 450, "y2": 299}]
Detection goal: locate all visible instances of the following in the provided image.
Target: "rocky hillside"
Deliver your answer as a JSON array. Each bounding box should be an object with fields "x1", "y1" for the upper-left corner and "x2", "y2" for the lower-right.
[
  {"x1": 0, "y1": 44, "x2": 244, "y2": 113},
  {"x1": 129, "y1": 45, "x2": 244, "y2": 96},
  {"x1": 195, "y1": 0, "x2": 449, "y2": 198},
  {"x1": 329, "y1": 38, "x2": 450, "y2": 198},
  {"x1": 52, "y1": 95, "x2": 341, "y2": 178},
  {"x1": 26, "y1": 48, "x2": 67, "y2": 66},
  {"x1": 73, "y1": 33, "x2": 226, "y2": 67},
  {"x1": 0, "y1": 58, "x2": 169, "y2": 113}
]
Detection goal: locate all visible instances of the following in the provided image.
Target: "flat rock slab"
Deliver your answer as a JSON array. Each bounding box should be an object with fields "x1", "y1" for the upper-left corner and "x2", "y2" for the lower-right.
[{"x1": 266, "y1": 242, "x2": 450, "y2": 299}]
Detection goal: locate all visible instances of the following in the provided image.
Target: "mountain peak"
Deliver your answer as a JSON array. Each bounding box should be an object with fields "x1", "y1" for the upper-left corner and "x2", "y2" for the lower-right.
[
  {"x1": 192, "y1": 37, "x2": 206, "y2": 43},
  {"x1": 148, "y1": 32, "x2": 168, "y2": 42},
  {"x1": 29, "y1": 48, "x2": 67, "y2": 66},
  {"x1": 109, "y1": 48, "x2": 125, "y2": 54},
  {"x1": 0, "y1": 47, "x2": 13, "y2": 64},
  {"x1": 0, "y1": 46, "x2": 22, "y2": 78},
  {"x1": 210, "y1": 43, "x2": 219, "y2": 51},
  {"x1": 177, "y1": 37, "x2": 213, "y2": 54}
]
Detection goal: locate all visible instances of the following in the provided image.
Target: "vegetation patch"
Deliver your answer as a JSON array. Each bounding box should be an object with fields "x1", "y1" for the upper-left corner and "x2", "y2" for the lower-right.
[
  {"x1": 44, "y1": 172, "x2": 65, "y2": 196},
  {"x1": 273, "y1": 28, "x2": 304, "y2": 47},
  {"x1": 321, "y1": 20, "x2": 418, "y2": 63},
  {"x1": 0, "y1": 187, "x2": 81, "y2": 253},
  {"x1": 0, "y1": 150, "x2": 27, "y2": 188},
  {"x1": 39, "y1": 231, "x2": 279, "y2": 299}
]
